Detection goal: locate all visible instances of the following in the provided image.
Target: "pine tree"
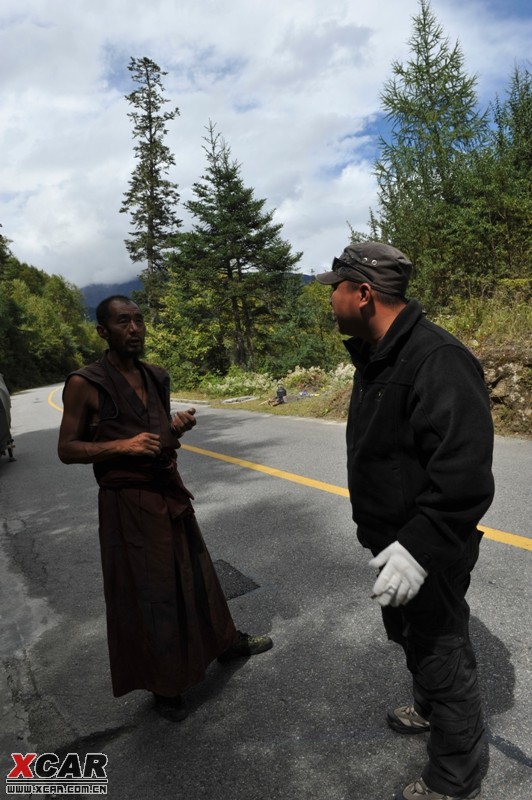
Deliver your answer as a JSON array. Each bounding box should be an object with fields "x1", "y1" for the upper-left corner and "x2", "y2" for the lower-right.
[
  {"x1": 489, "y1": 67, "x2": 532, "y2": 279},
  {"x1": 373, "y1": 0, "x2": 489, "y2": 308},
  {"x1": 120, "y1": 57, "x2": 181, "y2": 315},
  {"x1": 165, "y1": 123, "x2": 301, "y2": 371}
]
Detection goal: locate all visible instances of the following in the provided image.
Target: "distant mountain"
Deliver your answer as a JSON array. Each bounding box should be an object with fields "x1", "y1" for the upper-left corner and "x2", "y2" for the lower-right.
[{"x1": 81, "y1": 278, "x2": 143, "y2": 320}]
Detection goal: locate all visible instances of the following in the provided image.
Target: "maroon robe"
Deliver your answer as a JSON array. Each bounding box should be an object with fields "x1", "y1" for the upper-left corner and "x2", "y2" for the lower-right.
[{"x1": 67, "y1": 353, "x2": 236, "y2": 697}]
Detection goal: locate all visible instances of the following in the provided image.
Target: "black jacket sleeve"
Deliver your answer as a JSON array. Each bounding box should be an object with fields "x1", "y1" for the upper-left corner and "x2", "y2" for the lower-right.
[{"x1": 397, "y1": 344, "x2": 495, "y2": 570}]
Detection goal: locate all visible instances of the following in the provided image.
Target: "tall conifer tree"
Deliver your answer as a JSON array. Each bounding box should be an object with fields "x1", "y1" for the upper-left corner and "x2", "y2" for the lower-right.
[
  {"x1": 489, "y1": 67, "x2": 532, "y2": 276},
  {"x1": 372, "y1": 0, "x2": 488, "y2": 307},
  {"x1": 120, "y1": 57, "x2": 181, "y2": 315},
  {"x1": 167, "y1": 123, "x2": 301, "y2": 371}
]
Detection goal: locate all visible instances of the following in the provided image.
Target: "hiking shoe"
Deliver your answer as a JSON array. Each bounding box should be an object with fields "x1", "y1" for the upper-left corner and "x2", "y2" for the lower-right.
[
  {"x1": 387, "y1": 704, "x2": 430, "y2": 734},
  {"x1": 217, "y1": 630, "x2": 273, "y2": 662},
  {"x1": 153, "y1": 693, "x2": 188, "y2": 722},
  {"x1": 394, "y1": 777, "x2": 481, "y2": 799}
]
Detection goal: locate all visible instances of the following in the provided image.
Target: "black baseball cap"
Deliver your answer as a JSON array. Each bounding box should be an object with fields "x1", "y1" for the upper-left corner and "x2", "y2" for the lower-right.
[{"x1": 316, "y1": 241, "x2": 412, "y2": 297}]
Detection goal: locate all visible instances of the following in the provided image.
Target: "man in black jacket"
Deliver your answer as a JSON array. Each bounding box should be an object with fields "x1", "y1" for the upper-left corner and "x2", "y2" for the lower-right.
[{"x1": 317, "y1": 243, "x2": 494, "y2": 800}]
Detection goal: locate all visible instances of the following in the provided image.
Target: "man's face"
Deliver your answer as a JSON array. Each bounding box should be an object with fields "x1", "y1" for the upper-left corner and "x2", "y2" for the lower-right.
[
  {"x1": 98, "y1": 300, "x2": 146, "y2": 357},
  {"x1": 330, "y1": 280, "x2": 364, "y2": 337}
]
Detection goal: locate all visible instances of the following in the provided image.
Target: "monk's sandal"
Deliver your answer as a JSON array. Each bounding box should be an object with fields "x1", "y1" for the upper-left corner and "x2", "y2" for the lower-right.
[
  {"x1": 217, "y1": 630, "x2": 273, "y2": 662},
  {"x1": 394, "y1": 777, "x2": 480, "y2": 799},
  {"x1": 387, "y1": 704, "x2": 430, "y2": 734}
]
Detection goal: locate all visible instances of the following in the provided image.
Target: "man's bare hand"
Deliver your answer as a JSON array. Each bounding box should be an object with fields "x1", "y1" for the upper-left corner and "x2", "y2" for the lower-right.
[
  {"x1": 124, "y1": 432, "x2": 162, "y2": 456},
  {"x1": 171, "y1": 408, "x2": 197, "y2": 438}
]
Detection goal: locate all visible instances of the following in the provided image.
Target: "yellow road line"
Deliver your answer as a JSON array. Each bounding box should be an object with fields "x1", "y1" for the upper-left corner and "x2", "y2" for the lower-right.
[
  {"x1": 48, "y1": 388, "x2": 63, "y2": 412},
  {"x1": 477, "y1": 525, "x2": 532, "y2": 551},
  {"x1": 49, "y1": 388, "x2": 531, "y2": 551},
  {"x1": 181, "y1": 443, "x2": 350, "y2": 496},
  {"x1": 181, "y1": 443, "x2": 532, "y2": 552}
]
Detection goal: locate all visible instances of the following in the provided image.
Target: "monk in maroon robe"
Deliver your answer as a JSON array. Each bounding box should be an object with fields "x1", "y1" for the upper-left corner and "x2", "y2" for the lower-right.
[{"x1": 58, "y1": 295, "x2": 272, "y2": 720}]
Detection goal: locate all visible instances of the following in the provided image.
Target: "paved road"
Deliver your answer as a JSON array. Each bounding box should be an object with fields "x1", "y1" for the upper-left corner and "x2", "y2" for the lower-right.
[{"x1": 1, "y1": 385, "x2": 531, "y2": 799}]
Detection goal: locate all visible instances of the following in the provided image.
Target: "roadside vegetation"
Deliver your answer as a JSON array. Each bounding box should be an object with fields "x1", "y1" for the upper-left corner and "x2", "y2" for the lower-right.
[{"x1": 173, "y1": 291, "x2": 532, "y2": 438}]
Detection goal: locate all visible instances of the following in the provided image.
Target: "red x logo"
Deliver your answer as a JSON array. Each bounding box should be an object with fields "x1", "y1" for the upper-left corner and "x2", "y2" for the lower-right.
[{"x1": 7, "y1": 753, "x2": 36, "y2": 779}]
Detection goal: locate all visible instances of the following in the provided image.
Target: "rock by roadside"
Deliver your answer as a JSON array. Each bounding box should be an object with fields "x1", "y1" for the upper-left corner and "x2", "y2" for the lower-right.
[{"x1": 474, "y1": 342, "x2": 532, "y2": 438}]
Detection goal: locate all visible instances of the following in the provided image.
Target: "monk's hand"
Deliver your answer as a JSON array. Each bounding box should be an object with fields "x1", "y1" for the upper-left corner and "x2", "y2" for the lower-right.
[
  {"x1": 369, "y1": 542, "x2": 428, "y2": 607},
  {"x1": 125, "y1": 432, "x2": 162, "y2": 456},
  {"x1": 171, "y1": 408, "x2": 196, "y2": 438}
]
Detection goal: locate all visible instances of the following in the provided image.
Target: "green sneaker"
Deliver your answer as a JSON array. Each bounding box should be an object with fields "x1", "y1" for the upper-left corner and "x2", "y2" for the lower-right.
[
  {"x1": 217, "y1": 630, "x2": 273, "y2": 662},
  {"x1": 387, "y1": 704, "x2": 430, "y2": 734}
]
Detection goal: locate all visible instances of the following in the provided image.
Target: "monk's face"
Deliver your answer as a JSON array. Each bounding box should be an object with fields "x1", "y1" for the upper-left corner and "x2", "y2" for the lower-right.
[{"x1": 97, "y1": 300, "x2": 146, "y2": 358}]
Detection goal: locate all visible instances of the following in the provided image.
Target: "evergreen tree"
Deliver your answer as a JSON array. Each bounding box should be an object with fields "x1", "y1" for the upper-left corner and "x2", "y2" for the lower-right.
[
  {"x1": 261, "y1": 277, "x2": 347, "y2": 375},
  {"x1": 163, "y1": 123, "x2": 301, "y2": 373},
  {"x1": 372, "y1": 0, "x2": 489, "y2": 308},
  {"x1": 120, "y1": 57, "x2": 181, "y2": 315},
  {"x1": 487, "y1": 67, "x2": 532, "y2": 281}
]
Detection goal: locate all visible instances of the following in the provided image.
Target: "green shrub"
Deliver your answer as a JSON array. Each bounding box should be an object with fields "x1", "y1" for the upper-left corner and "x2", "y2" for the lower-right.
[
  {"x1": 198, "y1": 367, "x2": 276, "y2": 398},
  {"x1": 281, "y1": 364, "x2": 354, "y2": 392}
]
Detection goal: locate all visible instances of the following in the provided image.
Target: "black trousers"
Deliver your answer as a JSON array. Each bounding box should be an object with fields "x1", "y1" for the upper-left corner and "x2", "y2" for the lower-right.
[{"x1": 380, "y1": 531, "x2": 484, "y2": 796}]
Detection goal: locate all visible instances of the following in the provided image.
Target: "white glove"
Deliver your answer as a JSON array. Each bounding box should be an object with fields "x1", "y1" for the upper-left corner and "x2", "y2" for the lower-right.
[{"x1": 369, "y1": 542, "x2": 428, "y2": 607}]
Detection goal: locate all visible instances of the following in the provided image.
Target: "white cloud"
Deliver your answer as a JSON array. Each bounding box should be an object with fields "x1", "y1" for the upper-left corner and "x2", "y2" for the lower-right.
[{"x1": 1, "y1": 0, "x2": 531, "y2": 286}]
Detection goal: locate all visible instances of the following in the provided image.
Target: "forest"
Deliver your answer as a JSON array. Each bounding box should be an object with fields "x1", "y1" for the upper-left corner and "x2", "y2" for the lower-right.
[{"x1": 1, "y1": 1, "x2": 530, "y2": 404}]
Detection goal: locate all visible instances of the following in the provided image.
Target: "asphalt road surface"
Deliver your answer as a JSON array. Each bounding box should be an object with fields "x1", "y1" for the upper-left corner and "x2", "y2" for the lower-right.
[{"x1": 1, "y1": 384, "x2": 531, "y2": 799}]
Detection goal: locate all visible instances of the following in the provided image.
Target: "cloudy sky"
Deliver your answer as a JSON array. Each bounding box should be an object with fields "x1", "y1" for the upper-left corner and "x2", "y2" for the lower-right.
[{"x1": 1, "y1": 0, "x2": 531, "y2": 288}]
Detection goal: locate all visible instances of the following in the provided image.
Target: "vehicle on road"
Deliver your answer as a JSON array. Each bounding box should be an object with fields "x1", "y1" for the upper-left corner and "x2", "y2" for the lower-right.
[{"x1": 0, "y1": 372, "x2": 15, "y2": 461}]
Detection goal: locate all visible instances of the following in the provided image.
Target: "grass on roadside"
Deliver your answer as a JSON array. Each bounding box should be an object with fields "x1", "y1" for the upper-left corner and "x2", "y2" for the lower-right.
[
  {"x1": 434, "y1": 290, "x2": 532, "y2": 346},
  {"x1": 172, "y1": 383, "x2": 353, "y2": 423},
  {"x1": 208, "y1": 388, "x2": 351, "y2": 420}
]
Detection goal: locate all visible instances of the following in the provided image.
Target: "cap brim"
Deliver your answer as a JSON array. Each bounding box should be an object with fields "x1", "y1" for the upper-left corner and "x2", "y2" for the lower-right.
[{"x1": 315, "y1": 272, "x2": 344, "y2": 285}]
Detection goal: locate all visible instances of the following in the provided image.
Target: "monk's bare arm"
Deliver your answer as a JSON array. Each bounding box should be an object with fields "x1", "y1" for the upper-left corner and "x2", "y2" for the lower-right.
[{"x1": 57, "y1": 375, "x2": 162, "y2": 464}]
